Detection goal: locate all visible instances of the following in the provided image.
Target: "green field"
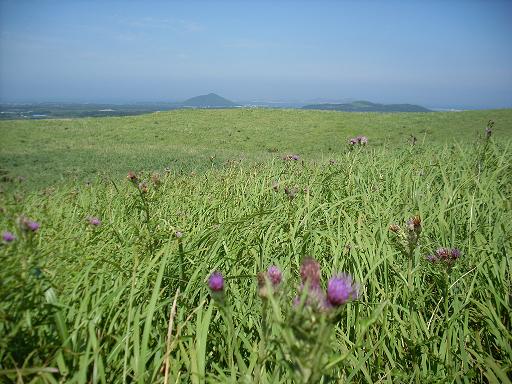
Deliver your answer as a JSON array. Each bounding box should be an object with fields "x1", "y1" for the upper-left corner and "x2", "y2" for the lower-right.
[
  {"x1": 1, "y1": 109, "x2": 511, "y2": 382},
  {"x1": 1, "y1": 108, "x2": 511, "y2": 188}
]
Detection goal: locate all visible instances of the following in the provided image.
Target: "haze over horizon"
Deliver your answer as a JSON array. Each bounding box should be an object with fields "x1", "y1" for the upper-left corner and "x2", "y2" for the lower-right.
[{"x1": 1, "y1": 0, "x2": 511, "y2": 109}]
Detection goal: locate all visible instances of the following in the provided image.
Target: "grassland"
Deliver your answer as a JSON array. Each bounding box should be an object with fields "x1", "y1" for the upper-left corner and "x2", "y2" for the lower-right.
[
  {"x1": 1, "y1": 108, "x2": 511, "y2": 188},
  {"x1": 0, "y1": 109, "x2": 511, "y2": 383}
]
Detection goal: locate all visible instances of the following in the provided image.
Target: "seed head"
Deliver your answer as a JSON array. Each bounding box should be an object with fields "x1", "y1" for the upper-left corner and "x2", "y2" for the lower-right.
[
  {"x1": 284, "y1": 187, "x2": 297, "y2": 200},
  {"x1": 138, "y1": 182, "x2": 148, "y2": 193},
  {"x1": 257, "y1": 272, "x2": 269, "y2": 298},
  {"x1": 127, "y1": 171, "x2": 138, "y2": 183},
  {"x1": 300, "y1": 257, "x2": 321, "y2": 289},
  {"x1": 406, "y1": 215, "x2": 421, "y2": 231},
  {"x1": 358, "y1": 135, "x2": 368, "y2": 145},
  {"x1": 151, "y1": 173, "x2": 162, "y2": 187}
]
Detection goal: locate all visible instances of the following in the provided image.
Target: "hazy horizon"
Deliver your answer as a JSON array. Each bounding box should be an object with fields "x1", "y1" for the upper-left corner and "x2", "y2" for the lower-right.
[{"x1": 1, "y1": 0, "x2": 511, "y2": 109}]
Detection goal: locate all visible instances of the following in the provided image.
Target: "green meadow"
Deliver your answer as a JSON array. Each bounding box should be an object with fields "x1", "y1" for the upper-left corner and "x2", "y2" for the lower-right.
[
  {"x1": 1, "y1": 108, "x2": 512, "y2": 187},
  {"x1": 0, "y1": 109, "x2": 511, "y2": 383}
]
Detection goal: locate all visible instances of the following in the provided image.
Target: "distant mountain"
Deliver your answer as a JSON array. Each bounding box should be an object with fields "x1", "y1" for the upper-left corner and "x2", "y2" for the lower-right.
[
  {"x1": 302, "y1": 100, "x2": 431, "y2": 112},
  {"x1": 181, "y1": 93, "x2": 238, "y2": 108}
]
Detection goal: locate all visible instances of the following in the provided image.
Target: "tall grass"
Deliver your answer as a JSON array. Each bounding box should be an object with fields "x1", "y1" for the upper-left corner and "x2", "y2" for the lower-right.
[{"x1": 0, "y1": 138, "x2": 511, "y2": 382}]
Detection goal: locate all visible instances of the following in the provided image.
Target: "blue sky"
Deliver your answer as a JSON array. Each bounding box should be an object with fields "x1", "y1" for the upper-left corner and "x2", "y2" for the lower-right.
[{"x1": 1, "y1": 0, "x2": 511, "y2": 108}]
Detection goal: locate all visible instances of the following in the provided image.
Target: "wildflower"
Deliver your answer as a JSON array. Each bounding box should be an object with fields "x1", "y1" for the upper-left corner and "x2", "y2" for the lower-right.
[
  {"x1": 257, "y1": 272, "x2": 269, "y2": 299},
  {"x1": 291, "y1": 154, "x2": 300, "y2": 161},
  {"x1": 426, "y1": 247, "x2": 461, "y2": 265},
  {"x1": 326, "y1": 274, "x2": 359, "y2": 306},
  {"x1": 19, "y1": 217, "x2": 40, "y2": 232},
  {"x1": 151, "y1": 172, "x2": 161, "y2": 187},
  {"x1": 357, "y1": 135, "x2": 368, "y2": 145},
  {"x1": 485, "y1": 120, "x2": 494, "y2": 139},
  {"x1": 138, "y1": 181, "x2": 148, "y2": 193},
  {"x1": 2, "y1": 231, "x2": 15, "y2": 243},
  {"x1": 284, "y1": 187, "x2": 297, "y2": 200},
  {"x1": 349, "y1": 135, "x2": 368, "y2": 146},
  {"x1": 267, "y1": 265, "x2": 282, "y2": 286},
  {"x1": 300, "y1": 257, "x2": 321, "y2": 289},
  {"x1": 127, "y1": 171, "x2": 138, "y2": 183},
  {"x1": 388, "y1": 224, "x2": 401, "y2": 233},
  {"x1": 26, "y1": 221, "x2": 40, "y2": 232},
  {"x1": 175, "y1": 230, "x2": 183, "y2": 239},
  {"x1": 450, "y1": 248, "x2": 461, "y2": 260},
  {"x1": 88, "y1": 217, "x2": 101, "y2": 226},
  {"x1": 208, "y1": 271, "x2": 224, "y2": 292},
  {"x1": 406, "y1": 215, "x2": 421, "y2": 232},
  {"x1": 294, "y1": 284, "x2": 329, "y2": 311}
]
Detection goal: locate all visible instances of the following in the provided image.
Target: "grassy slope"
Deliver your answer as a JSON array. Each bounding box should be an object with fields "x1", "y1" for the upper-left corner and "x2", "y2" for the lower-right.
[
  {"x1": 0, "y1": 142, "x2": 511, "y2": 382},
  {"x1": 0, "y1": 108, "x2": 511, "y2": 187}
]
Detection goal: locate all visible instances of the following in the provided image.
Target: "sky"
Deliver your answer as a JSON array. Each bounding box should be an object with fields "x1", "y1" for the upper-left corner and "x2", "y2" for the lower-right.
[{"x1": 0, "y1": 0, "x2": 511, "y2": 108}]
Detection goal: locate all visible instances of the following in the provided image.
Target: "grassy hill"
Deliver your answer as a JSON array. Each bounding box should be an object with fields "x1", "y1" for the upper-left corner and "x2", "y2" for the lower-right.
[
  {"x1": 303, "y1": 100, "x2": 431, "y2": 112},
  {"x1": 0, "y1": 108, "x2": 511, "y2": 382},
  {"x1": 0, "y1": 108, "x2": 511, "y2": 188},
  {"x1": 180, "y1": 93, "x2": 238, "y2": 107},
  {"x1": 1, "y1": 138, "x2": 511, "y2": 382}
]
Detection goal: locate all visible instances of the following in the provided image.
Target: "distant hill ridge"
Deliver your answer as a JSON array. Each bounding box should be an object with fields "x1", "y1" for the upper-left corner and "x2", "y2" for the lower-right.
[
  {"x1": 181, "y1": 93, "x2": 237, "y2": 108},
  {"x1": 302, "y1": 100, "x2": 431, "y2": 112}
]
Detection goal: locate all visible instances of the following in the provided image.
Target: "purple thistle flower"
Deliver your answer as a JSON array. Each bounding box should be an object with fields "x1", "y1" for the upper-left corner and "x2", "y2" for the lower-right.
[
  {"x1": 358, "y1": 136, "x2": 368, "y2": 145},
  {"x1": 451, "y1": 248, "x2": 461, "y2": 260},
  {"x1": 2, "y1": 231, "x2": 15, "y2": 243},
  {"x1": 326, "y1": 274, "x2": 359, "y2": 306},
  {"x1": 20, "y1": 217, "x2": 40, "y2": 232},
  {"x1": 26, "y1": 221, "x2": 40, "y2": 232},
  {"x1": 208, "y1": 271, "x2": 224, "y2": 292},
  {"x1": 267, "y1": 265, "x2": 282, "y2": 286},
  {"x1": 435, "y1": 247, "x2": 451, "y2": 260},
  {"x1": 426, "y1": 247, "x2": 462, "y2": 265},
  {"x1": 349, "y1": 138, "x2": 357, "y2": 145},
  {"x1": 300, "y1": 257, "x2": 321, "y2": 289},
  {"x1": 88, "y1": 217, "x2": 101, "y2": 226},
  {"x1": 291, "y1": 154, "x2": 300, "y2": 161}
]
